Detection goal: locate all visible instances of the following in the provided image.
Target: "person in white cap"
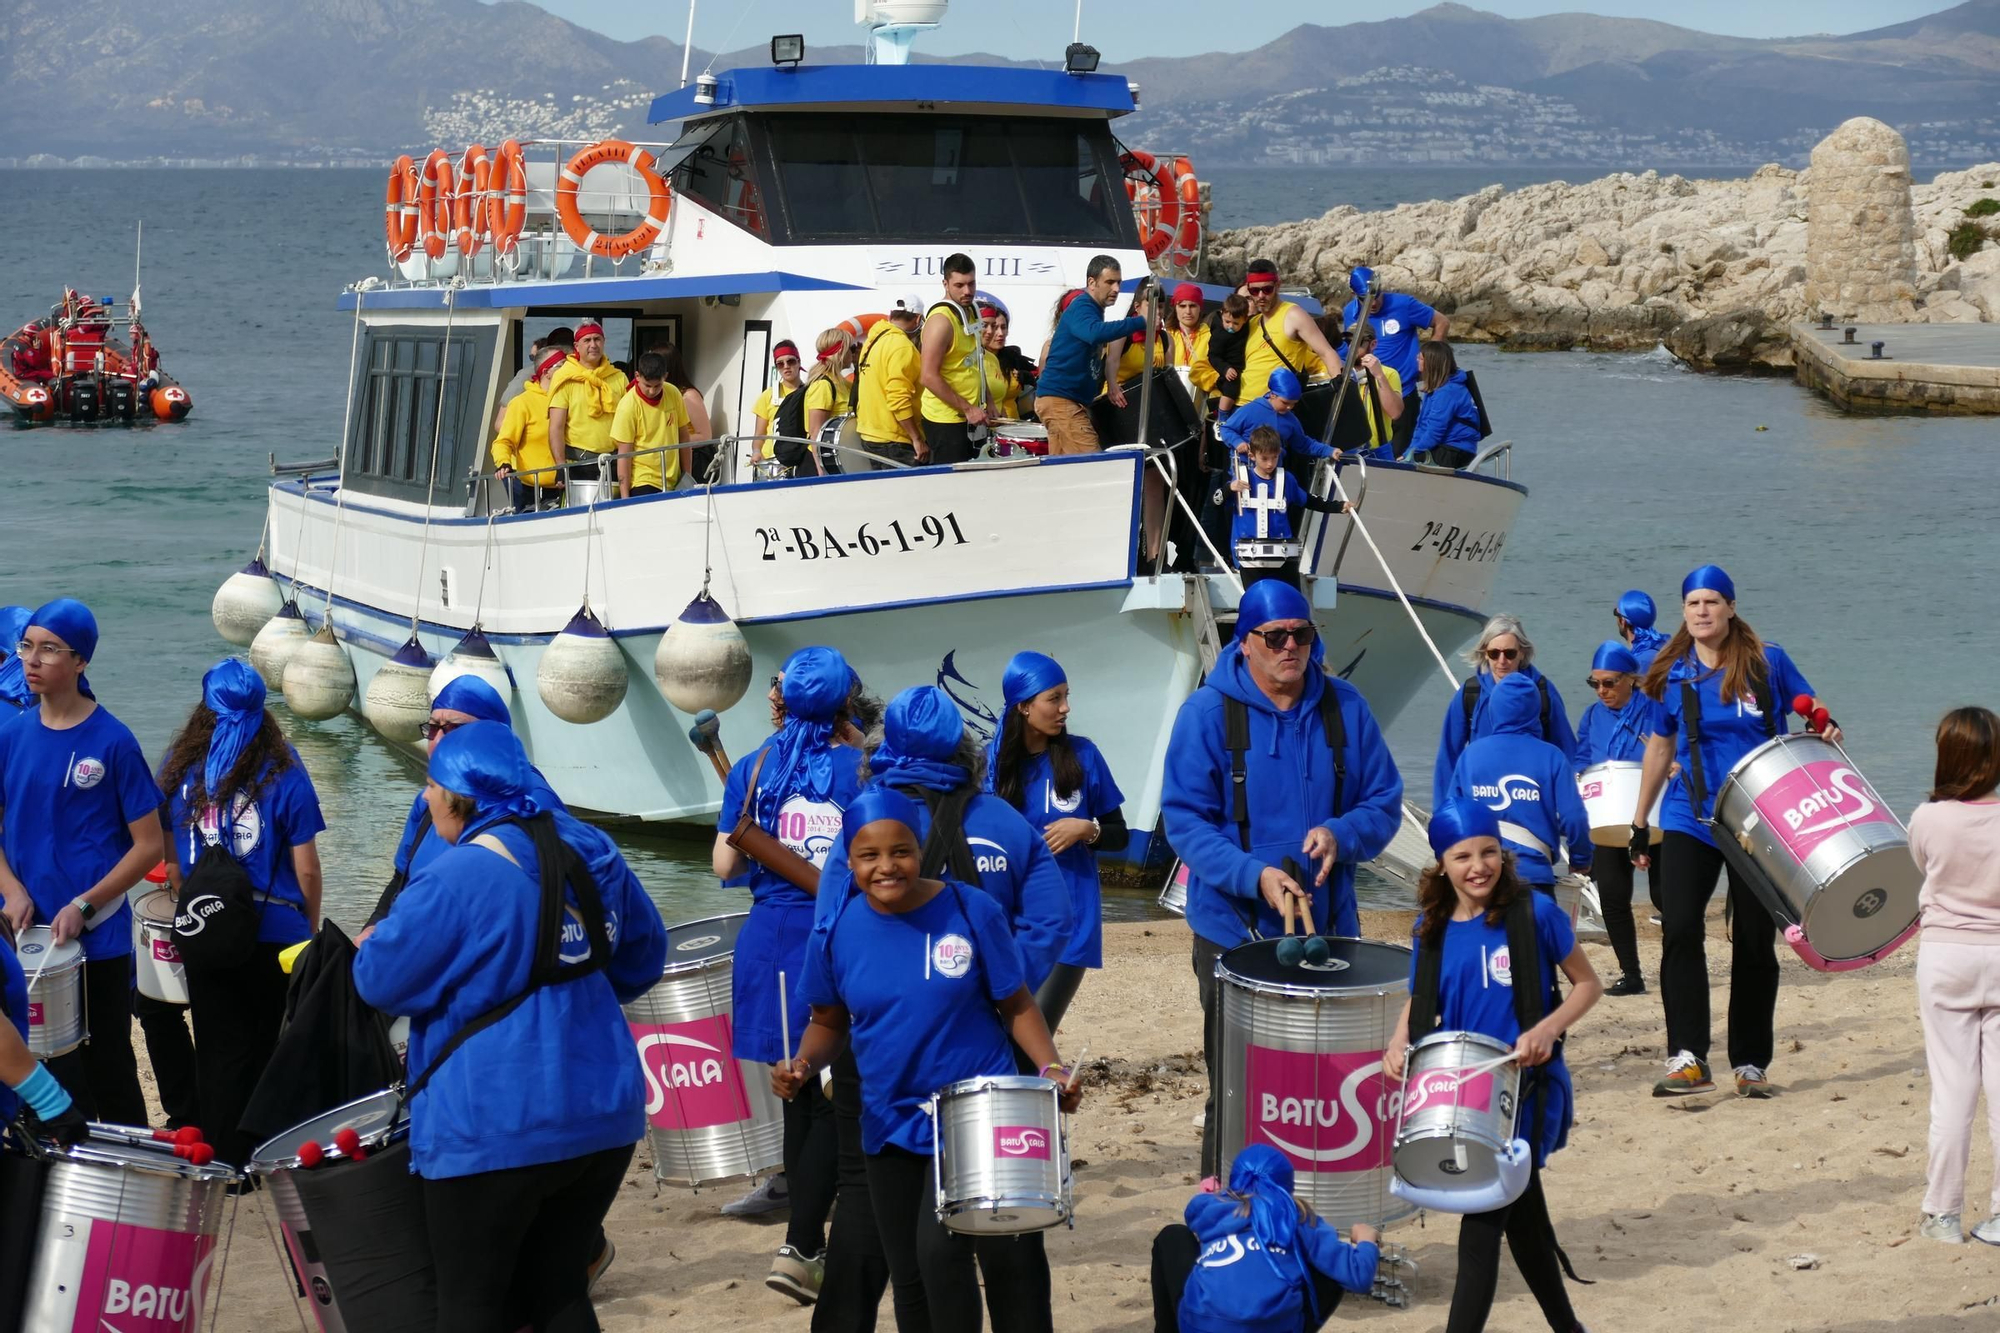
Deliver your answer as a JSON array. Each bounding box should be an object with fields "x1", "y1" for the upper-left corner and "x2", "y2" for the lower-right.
[{"x1": 853, "y1": 295, "x2": 929, "y2": 469}]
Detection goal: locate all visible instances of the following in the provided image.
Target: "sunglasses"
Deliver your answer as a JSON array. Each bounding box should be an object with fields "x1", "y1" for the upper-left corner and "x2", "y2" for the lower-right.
[
  {"x1": 1586, "y1": 676, "x2": 1625, "y2": 691},
  {"x1": 1246, "y1": 283, "x2": 1277, "y2": 295},
  {"x1": 1251, "y1": 624, "x2": 1318, "y2": 650},
  {"x1": 775, "y1": 358, "x2": 800, "y2": 368},
  {"x1": 418, "y1": 719, "x2": 462, "y2": 741},
  {"x1": 1485, "y1": 647, "x2": 1520, "y2": 662}
]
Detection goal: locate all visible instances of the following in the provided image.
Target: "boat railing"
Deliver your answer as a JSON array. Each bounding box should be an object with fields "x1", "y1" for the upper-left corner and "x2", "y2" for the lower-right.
[
  {"x1": 1467, "y1": 439, "x2": 1513, "y2": 480},
  {"x1": 271, "y1": 453, "x2": 340, "y2": 477}
]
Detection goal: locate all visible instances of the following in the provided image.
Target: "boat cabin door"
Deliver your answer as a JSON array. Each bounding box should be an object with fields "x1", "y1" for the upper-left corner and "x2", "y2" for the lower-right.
[{"x1": 733, "y1": 320, "x2": 774, "y2": 480}]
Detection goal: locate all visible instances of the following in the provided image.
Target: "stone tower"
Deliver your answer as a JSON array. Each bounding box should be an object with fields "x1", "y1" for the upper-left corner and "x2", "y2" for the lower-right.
[{"x1": 1804, "y1": 117, "x2": 1918, "y2": 322}]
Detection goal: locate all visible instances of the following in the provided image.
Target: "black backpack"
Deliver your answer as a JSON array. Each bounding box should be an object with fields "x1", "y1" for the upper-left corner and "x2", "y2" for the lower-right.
[
  {"x1": 771, "y1": 385, "x2": 813, "y2": 469},
  {"x1": 173, "y1": 812, "x2": 268, "y2": 971}
]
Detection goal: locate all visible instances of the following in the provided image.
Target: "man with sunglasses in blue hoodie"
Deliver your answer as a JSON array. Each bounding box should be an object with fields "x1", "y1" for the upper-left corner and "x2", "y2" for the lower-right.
[{"x1": 1162, "y1": 579, "x2": 1404, "y2": 1182}]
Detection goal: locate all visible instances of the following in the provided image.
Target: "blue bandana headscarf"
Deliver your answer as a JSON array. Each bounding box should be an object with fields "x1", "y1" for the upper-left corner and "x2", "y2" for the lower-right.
[
  {"x1": 430, "y1": 721, "x2": 540, "y2": 835},
  {"x1": 870, "y1": 686, "x2": 969, "y2": 793},
  {"x1": 1001, "y1": 651, "x2": 1066, "y2": 711},
  {"x1": 755, "y1": 646, "x2": 852, "y2": 829},
  {"x1": 201, "y1": 659, "x2": 267, "y2": 800},
  {"x1": 1228, "y1": 1144, "x2": 1302, "y2": 1254},
  {"x1": 1681, "y1": 564, "x2": 1736, "y2": 602},
  {"x1": 1590, "y1": 640, "x2": 1639, "y2": 675},
  {"x1": 26, "y1": 598, "x2": 98, "y2": 700},
  {"x1": 840, "y1": 784, "x2": 926, "y2": 852},
  {"x1": 1427, "y1": 798, "x2": 1503, "y2": 858},
  {"x1": 1234, "y1": 580, "x2": 1311, "y2": 641},
  {"x1": 0, "y1": 605, "x2": 30, "y2": 707},
  {"x1": 432, "y1": 675, "x2": 512, "y2": 725},
  {"x1": 1614, "y1": 589, "x2": 1656, "y2": 630}
]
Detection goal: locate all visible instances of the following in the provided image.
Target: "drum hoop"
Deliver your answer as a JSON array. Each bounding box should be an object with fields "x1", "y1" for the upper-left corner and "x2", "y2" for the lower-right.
[
  {"x1": 1715, "y1": 731, "x2": 1833, "y2": 799},
  {"x1": 1216, "y1": 963, "x2": 1404, "y2": 1001},
  {"x1": 59, "y1": 1141, "x2": 240, "y2": 1183},
  {"x1": 661, "y1": 912, "x2": 749, "y2": 976},
  {"x1": 937, "y1": 1191, "x2": 1072, "y2": 1215},
  {"x1": 1392, "y1": 1123, "x2": 1513, "y2": 1154},
  {"x1": 1406, "y1": 1030, "x2": 1513, "y2": 1059},
  {"x1": 250, "y1": 1090, "x2": 406, "y2": 1171},
  {"x1": 936, "y1": 1074, "x2": 1060, "y2": 1100}
]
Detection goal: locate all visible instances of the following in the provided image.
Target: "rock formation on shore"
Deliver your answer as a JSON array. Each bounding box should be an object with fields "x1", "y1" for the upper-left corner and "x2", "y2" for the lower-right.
[{"x1": 1205, "y1": 122, "x2": 2000, "y2": 373}]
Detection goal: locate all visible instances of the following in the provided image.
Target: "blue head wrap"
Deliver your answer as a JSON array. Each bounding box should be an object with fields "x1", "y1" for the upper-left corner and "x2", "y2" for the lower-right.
[
  {"x1": 1681, "y1": 564, "x2": 1736, "y2": 602},
  {"x1": 432, "y1": 675, "x2": 512, "y2": 725},
  {"x1": 840, "y1": 784, "x2": 927, "y2": 852},
  {"x1": 1227, "y1": 1144, "x2": 1301, "y2": 1254},
  {"x1": 1001, "y1": 651, "x2": 1066, "y2": 711},
  {"x1": 0, "y1": 605, "x2": 30, "y2": 707},
  {"x1": 1265, "y1": 367, "x2": 1303, "y2": 401},
  {"x1": 429, "y1": 721, "x2": 540, "y2": 832},
  {"x1": 1348, "y1": 266, "x2": 1375, "y2": 299},
  {"x1": 27, "y1": 598, "x2": 98, "y2": 699},
  {"x1": 1234, "y1": 580, "x2": 1312, "y2": 640},
  {"x1": 1427, "y1": 799, "x2": 1503, "y2": 858},
  {"x1": 755, "y1": 646, "x2": 853, "y2": 829},
  {"x1": 1590, "y1": 640, "x2": 1639, "y2": 675},
  {"x1": 1614, "y1": 590, "x2": 1656, "y2": 630},
  {"x1": 870, "y1": 686, "x2": 969, "y2": 793},
  {"x1": 201, "y1": 659, "x2": 266, "y2": 799}
]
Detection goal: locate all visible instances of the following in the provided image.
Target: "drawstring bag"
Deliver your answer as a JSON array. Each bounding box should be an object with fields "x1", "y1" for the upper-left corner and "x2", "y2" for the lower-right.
[{"x1": 172, "y1": 817, "x2": 261, "y2": 970}]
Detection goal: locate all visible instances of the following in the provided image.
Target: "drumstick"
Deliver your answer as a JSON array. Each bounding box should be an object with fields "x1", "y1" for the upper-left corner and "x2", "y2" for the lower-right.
[
  {"x1": 779, "y1": 970, "x2": 792, "y2": 1072},
  {"x1": 1299, "y1": 900, "x2": 1317, "y2": 937},
  {"x1": 1461, "y1": 1050, "x2": 1520, "y2": 1078},
  {"x1": 1064, "y1": 1043, "x2": 1090, "y2": 1092},
  {"x1": 1280, "y1": 892, "x2": 1295, "y2": 938}
]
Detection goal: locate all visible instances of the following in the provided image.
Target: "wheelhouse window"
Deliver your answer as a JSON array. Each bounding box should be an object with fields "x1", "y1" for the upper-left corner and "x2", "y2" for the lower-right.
[
  {"x1": 670, "y1": 115, "x2": 771, "y2": 240},
  {"x1": 763, "y1": 114, "x2": 1133, "y2": 245},
  {"x1": 344, "y1": 324, "x2": 496, "y2": 504}
]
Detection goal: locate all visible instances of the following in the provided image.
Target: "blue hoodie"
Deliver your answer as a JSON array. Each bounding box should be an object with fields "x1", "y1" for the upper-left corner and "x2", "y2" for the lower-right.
[
  {"x1": 1038, "y1": 296, "x2": 1147, "y2": 405},
  {"x1": 1431, "y1": 662, "x2": 1576, "y2": 813},
  {"x1": 354, "y1": 808, "x2": 668, "y2": 1179},
  {"x1": 1218, "y1": 396, "x2": 1334, "y2": 464},
  {"x1": 1162, "y1": 646, "x2": 1403, "y2": 947},
  {"x1": 1409, "y1": 368, "x2": 1482, "y2": 457},
  {"x1": 1448, "y1": 674, "x2": 1591, "y2": 885},
  {"x1": 1629, "y1": 626, "x2": 1670, "y2": 672},
  {"x1": 1178, "y1": 1192, "x2": 1380, "y2": 1333},
  {"x1": 1573, "y1": 692, "x2": 1664, "y2": 772}
]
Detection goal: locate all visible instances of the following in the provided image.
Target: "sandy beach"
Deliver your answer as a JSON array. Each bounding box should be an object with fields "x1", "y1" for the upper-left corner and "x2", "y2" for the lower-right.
[{"x1": 168, "y1": 909, "x2": 1999, "y2": 1332}]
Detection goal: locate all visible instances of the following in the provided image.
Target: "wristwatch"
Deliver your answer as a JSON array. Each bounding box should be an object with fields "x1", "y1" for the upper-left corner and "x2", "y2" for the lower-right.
[
  {"x1": 71, "y1": 897, "x2": 97, "y2": 923},
  {"x1": 1086, "y1": 818, "x2": 1102, "y2": 845}
]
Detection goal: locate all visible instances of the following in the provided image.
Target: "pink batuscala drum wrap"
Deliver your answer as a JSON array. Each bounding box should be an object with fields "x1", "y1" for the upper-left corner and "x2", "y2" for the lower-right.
[
  {"x1": 930, "y1": 1074, "x2": 1073, "y2": 1235},
  {"x1": 1711, "y1": 733, "x2": 1920, "y2": 969},
  {"x1": 1214, "y1": 936, "x2": 1418, "y2": 1230},
  {"x1": 1391, "y1": 1030, "x2": 1521, "y2": 1195},
  {"x1": 622, "y1": 913, "x2": 786, "y2": 1187}
]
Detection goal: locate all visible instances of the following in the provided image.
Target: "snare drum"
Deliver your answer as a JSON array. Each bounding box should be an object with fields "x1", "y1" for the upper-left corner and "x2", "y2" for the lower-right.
[
  {"x1": 931, "y1": 1074, "x2": 1072, "y2": 1235},
  {"x1": 990, "y1": 423, "x2": 1048, "y2": 458},
  {"x1": 1576, "y1": 761, "x2": 1661, "y2": 846},
  {"x1": 19, "y1": 926, "x2": 86, "y2": 1057},
  {"x1": 133, "y1": 887, "x2": 188, "y2": 1005},
  {"x1": 751, "y1": 458, "x2": 793, "y2": 482},
  {"x1": 624, "y1": 913, "x2": 786, "y2": 1187},
  {"x1": 1392, "y1": 1031, "x2": 1522, "y2": 1197},
  {"x1": 1233, "y1": 541, "x2": 1299, "y2": 569}
]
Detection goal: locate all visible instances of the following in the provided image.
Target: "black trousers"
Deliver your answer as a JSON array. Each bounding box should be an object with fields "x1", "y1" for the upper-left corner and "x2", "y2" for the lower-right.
[
  {"x1": 1392, "y1": 388, "x2": 1420, "y2": 453},
  {"x1": 1444, "y1": 1166, "x2": 1576, "y2": 1333},
  {"x1": 922, "y1": 419, "x2": 981, "y2": 465},
  {"x1": 862, "y1": 438, "x2": 920, "y2": 470},
  {"x1": 784, "y1": 1070, "x2": 840, "y2": 1256},
  {"x1": 865, "y1": 1146, "x2": 1052, "y2": 1333},
  {"x1": 133, "y1": 990, "x2": 200, "y2": 1128},
  {"x1": 46, "y1": 955, "x2": 146, "y2": 1126},
  {"x1": 1192, "y1": 934, "x2": 1227, "y2": 1179},
  {"x1": 186, "y1": 942, "x2": 289, "y2": 1166},
  {"x1": 1592, "y1": 845, "x2": 1648, "y2": 980},
  {"x1": 1034, "y1": 963, "x2": 1088, "y2": 1036},
  {"x1": 422, "y1": 1142, "x2": 633, "y2": 1333},
  {"x1": 813, "y1": 1052, "x2": 891, "y2": 1333},
  {"x1": 1657, "y1": 831, "x2": 1779, "y2": 1070},
  {"x1": 1149, "y1": 1222, "x2": 1344, "y2": 1333}
]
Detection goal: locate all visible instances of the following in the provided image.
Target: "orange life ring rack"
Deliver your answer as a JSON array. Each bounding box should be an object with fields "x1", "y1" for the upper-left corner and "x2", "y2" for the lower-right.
[
  {"x1": 836, "y1": 312, "x2": 885, "y2": 346},
  {"x1": 417, "y1": 150, "x2": 456, "y2": 261},
  {"x1": 454, "y1": 144, "x2": 491, "y2": 257},
  {"x1": 1169, "y1": 156, "x2": 1202, "y2": 256},
  {"x1": 486, "y1": 140, "x2": 529, "y2": 257},
  {"x1": 1119, "y1": 149, "x2": 1180, "y2": 262},
  {"x1": 384, "y1": 155, "x2": 419, "y2": 263},
  {"x1": 556, "y1": 139, "x2": 672, "y2": 261}
]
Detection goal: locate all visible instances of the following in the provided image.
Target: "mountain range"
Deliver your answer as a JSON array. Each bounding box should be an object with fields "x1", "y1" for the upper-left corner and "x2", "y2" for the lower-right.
[{"x1": 6, "y1": 0, "x2": 2000, "y2": 164}]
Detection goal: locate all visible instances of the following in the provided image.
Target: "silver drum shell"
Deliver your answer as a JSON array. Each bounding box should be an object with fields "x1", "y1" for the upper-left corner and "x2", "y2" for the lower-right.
[
  {"x1": 20, "y1": 925, "x2": 87, "y2": 1057},
  {"x1": 931, "y1": 1075, "x2": 1071, "y2": 1235},
  {"x1": 1392, "y1": 1031, "x2": 1521, "y2": 1194},
  {"x1": 133, "y1": 887, "x2": 190, "y2": 1006}
]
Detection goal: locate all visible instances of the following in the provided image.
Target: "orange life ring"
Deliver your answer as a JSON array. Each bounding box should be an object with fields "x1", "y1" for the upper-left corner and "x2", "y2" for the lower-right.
[
  {"x1": 837, "y1": 313, "x2": 885, "y2": 345},
  {"x1": 1120, "y1": 149, "x2": 1179, "y2": 262},
  {"x1": 417, "y1": 150, "x2": 456, "y2": 261},
  {"x1": 384, "y1": 154, "x2": 419, "y2": 263},
  {"x1": 556, "y1": 139, "x2": 671, "y2": 261},
  {"x1": 486, "y1": 139, "x2": 528, "y2": 257},
  {"x1": 454, "y1": 144, "x2": 491, "y2": 257},
  {"x1": 1170, "y1": 156, "x2": 1202, "y2": 254}
]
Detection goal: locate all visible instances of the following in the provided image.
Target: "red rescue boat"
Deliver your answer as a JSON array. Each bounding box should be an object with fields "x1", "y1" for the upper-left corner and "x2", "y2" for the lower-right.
[{"x1": 0, "y1": 288, "x2": 193, "y2": 427}]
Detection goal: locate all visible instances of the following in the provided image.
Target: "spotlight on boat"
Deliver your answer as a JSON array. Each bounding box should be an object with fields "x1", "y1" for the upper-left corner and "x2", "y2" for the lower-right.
[
  {"x1": 771, "y1": 33, "x2": 806, "y2": 68},
  {"x1": 693, "y1": 73, "x2": 720, "y2": 106},
  {"x1": 1064, "y1": 42, "x2": 1100, "y2": 74}
]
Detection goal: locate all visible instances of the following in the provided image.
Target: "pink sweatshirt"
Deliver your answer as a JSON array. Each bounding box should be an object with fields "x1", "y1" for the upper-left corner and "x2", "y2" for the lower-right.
[{"x1": 1909, "y1": 799, "x2": 2000, "y2": 943}]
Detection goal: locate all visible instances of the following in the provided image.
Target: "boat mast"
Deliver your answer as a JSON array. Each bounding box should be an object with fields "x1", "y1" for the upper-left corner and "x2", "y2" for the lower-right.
[{"x1": 679, "y1": 0, "x2": 699, "y2": 88}]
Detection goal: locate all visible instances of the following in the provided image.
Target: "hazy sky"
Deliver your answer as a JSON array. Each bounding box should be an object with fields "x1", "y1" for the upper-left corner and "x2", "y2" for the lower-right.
[{"x1": 519, "y1": 0, "x2": 1966, "y2": 62}]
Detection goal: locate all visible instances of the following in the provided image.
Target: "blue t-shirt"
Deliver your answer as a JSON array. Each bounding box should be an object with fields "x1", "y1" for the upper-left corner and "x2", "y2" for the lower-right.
[
  {"x1": 1231, "y1": 469, "x2": 1307, "y2": 547},
  {"x1": 1339, "y1": 292, "x2": 1437, "y2": 384},
  {"x1": 0, "y1": 938, "x2": 26, "y2": 1123},
  {"x1": 167, "y1": 755, "x2": 326, "y2": 946},
  {"x1": 802, "y1": 882, "x2": 1025, "y2": 1155},
  {"x1": 1005, "y1": 738, "x2": 1124, "y2": 969},
  {"x1": 719, "y1": 738, "x2": 866, "y2": 910},
  {"x1": 1572, "y1": 695, "x2": 1664, "y2": 771},
  {"x1": 1651, "y1": 646, "x2": 1812, "y2": 845},
  {"x1": 0, "y1": 705, "x2": 163, "y2": 960}
]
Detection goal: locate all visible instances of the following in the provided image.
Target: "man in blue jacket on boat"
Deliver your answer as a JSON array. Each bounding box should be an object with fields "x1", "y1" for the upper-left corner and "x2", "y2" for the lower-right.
[{"x1": 1161, "y1": 579, "x2": 1403, "y2": 1180}]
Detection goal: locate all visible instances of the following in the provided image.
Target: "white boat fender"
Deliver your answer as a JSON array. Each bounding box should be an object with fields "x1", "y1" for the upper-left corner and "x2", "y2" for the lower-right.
[
  {"x1": 364, "y1": 636, "x2": 434, "y2": 743},
  {"x1": 654, "y1": 591, "x2": 753, "y2": 715},
  {"x1": 248, "y1": 600, "x2": 311, "y2": 689},
  {"x1": 429, "y1": 626, "x2": 513, "y2": 702},
  {"x1": 211, "y1": 556, "x2": 284, "y2": 646},
  {"x1": 538, "y1": 603, "x2": 628, "y2": 724},
  {"x1": 283, "y1": 624, "x2": 356, "y2": 721}
]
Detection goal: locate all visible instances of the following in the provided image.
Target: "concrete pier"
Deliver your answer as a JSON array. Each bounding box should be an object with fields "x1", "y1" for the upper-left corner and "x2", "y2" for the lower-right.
[{"x1": 1791, "y1": 322, "x2": 2000, "y2": 414}]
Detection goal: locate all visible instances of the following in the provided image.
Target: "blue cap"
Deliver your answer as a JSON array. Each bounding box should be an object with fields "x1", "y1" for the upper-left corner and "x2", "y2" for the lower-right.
[
  {"x1": 1349, "y1": 266, "x2": 1375, "y2": 298},
  {"x1": 1001, "y1": 651, "x2": 1066, "y2": 710},
  {"x1": 28, "y1": 598, "x2": 97, "y2": 662},
  {"x1": 840, "y1": 784, "x2": 927, "y2": 851},
  {"x1": 1591, "y1": 640, "x2": 1639, "y2": 675},
  {"x1": 1614, "y1": 590, "x2": 1656, "y2": 630},
  {"x1": 1681, "y1": 564, "x2": 1736, "y2": 601},
  {"x1": 432, "y1": 675, "x2": 512, "y2": 726},
  {"x1": 1266, "y1": 367, "x2": 1303, "y2": 401},
  {"x1": 779, "y1": 646, "x2": 852, "y2": 723},
  {"x1": 201, "y1": 658, "x2": 267, "y2": 797},
  {"x1": 1427, "y1": 799, "x2": 1504, "y2": 857},
  {"x1": 1234, "y1": 579, "x2": 1312, "y2": 639},
  {"x1": 429, "y1": 720, "x2": 539, "y2": 823},
  {"x1": 1226, "y1": 1144, "x2": 1300, "y2": 1253}
]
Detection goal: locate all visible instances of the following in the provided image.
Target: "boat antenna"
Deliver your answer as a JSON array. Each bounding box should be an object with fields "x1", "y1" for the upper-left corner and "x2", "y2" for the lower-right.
[
  {"x1": 131, "y1": 220, "x2": 142, "y2": 322},
  {"x1": 679, "y1": 0, "x2": 699, "y2": 89},
  {"x1": 1074, "y1": 0, "x2": 1083, "y2": 43}
]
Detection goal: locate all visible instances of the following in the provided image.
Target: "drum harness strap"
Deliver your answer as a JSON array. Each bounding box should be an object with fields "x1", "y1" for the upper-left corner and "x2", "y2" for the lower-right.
[
  {"x1": 1407, "y1": 895, "x2": 1591, "y2": 1285},
  {"x1": 399, "y1": 812, "x2": 613, "y2": 1107},
  {"x1": 1677, "y1": 666, "x2": 1780, "y2": 940},
  {"x1": 1459, "y1": 674, "x2": 1555, "y2": 745},
  {"x1": 367, "y1": 806, "x2": 434, "y2": 927},
  {"x1": 1222, "y1": 686, "x2": 1345, "y2": 940}
]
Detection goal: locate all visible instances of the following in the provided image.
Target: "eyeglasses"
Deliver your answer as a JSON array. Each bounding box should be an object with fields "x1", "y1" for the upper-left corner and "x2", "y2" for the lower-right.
[
  {"x1": 12, "y1": 641, "x2": 78, "y2": 664},
  {"x1": 1251, "y1": 624, "x2": 1317, "y2": 650},
  {"x1": 1484, "y1": 647, "x2": 1520, "y2": 662},
  {"x1": 1246, "y1": 283, "x2": 1277, "y2": 296},
  {"x1": 1586, "y1": 676, "x2": 1625, "y2": 691},
  {"x1": 769, "y1": 675, "x2": 782, "y2": 691},
  {"x1": 775, "y1": 358, "x2": 800, "y2": 368},
  {"x1": 418, "y1": 719, "x2": 462, "y2": 741}
]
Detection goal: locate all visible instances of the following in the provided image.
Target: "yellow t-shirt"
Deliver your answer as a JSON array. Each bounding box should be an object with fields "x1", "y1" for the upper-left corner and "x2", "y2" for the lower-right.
[
  {"x1": 1170, "y1": 324, "x2": 1215, "y2": 394},
  {"x1": 491, "y1": 382, "x2": 557, "y2": 486},
  {"x1": 609, "y1": 385, "x2": 692, "y2": 492},
  {"x1": 804, "y1": 373, "x2": 853, "y2": 419},
  {"x1": 753, "y1": 380, "x2": 800, "y2": 459},
  {"x1": 1357, "y1": 363, "x2": 1404, "y2": 448},
  {"x1": 981, "y1": 352, "x2": 1019, "y2": 420},
  {"x1": 548, "y1": 357, "x2": 630, "y2": 458},
  {"x1": 1240, "y1": 300, "x2": 1310, "y2": 401},
  {"x1": 856, "y1": 321, "x2": 920, "y2": 446},
  {"x1": 1115, "y1": 334, "x2": 1167, "y2": 385}
]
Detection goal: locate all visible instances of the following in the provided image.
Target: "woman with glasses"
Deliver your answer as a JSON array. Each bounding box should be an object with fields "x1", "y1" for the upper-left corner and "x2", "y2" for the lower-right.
[
  {"x1": 1432, "y1": 614, "x2": 1578, "y2": 812},
  {"x1": 978, "y1": 305, "x2": 1036, "y2": 421},
  {"x1": 753, "y1": 340, "x2": 805, "y2": 451},
  {"x1": 0, "y1": 599, "x2": 160, "y2": 1124},
  {"x1": 1572, "y1": 641, "x2": 1665, "y2": 997}
]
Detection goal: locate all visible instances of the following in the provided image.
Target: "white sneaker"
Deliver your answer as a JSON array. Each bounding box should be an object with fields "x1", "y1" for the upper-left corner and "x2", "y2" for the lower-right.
[
  {"x1": 721, "y1": 1174, "x2": 790, "y2": 1217},
  {"x1": 1972, "y1": 1216, "x2": 2000, "y2": 1246},
  {"x1": 1921, "y1": 1212, "x2": 1965, "y2": 1243}
]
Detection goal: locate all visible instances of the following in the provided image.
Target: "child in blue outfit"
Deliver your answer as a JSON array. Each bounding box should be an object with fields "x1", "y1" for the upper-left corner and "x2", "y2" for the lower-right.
[
  {"x1": 1228, "y1": 426, "x2": 1349, "y2": 587},
  {"x1": 1150, "y1": 1144, "x2": 1380, "y2": 1333}
]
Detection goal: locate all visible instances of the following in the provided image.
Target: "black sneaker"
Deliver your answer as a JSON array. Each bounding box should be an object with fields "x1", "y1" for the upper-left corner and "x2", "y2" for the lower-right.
[{"x1": 1606, "y1": 973, "x2": 1647, "y2": 997}]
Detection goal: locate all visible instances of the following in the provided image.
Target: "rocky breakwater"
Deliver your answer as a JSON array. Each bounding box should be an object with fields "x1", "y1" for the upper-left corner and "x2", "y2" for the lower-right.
[{"x1": 1206, "y1": 144, "x2": 2000, "y2": 374}]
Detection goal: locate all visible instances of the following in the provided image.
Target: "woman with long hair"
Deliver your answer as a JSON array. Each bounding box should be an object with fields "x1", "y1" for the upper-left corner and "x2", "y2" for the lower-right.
[
  {"x1": 1432, "y1": 613, "x2": 1578, "y2": 812},
  {"x1": 1910, "y1": 706, "x2": 2000, "y2": 1245},
  {"x1": 979, "y1": 305, "x2": 1037, "y2": 420},
  {"x1": 1407, "y1": 341, "x2": 1483, "y2": 469},
  {"x1": 987, "y1": 651, "x2": 1127, "y2": 1032},
  {"x1": 656, "y1": 343, "x2": 713, "y2": 484},
  {"x1": 1632, "y1": 564, "x2": 1837, "y2": 1099},
  {"x1": 1384, "y1": 800, "x2": 1601, "y2": 1333},
  {"x1": 157, "y1": 657, "x2": 325, "y2": 1164},
  {"x1": 803, "y1": 327, "x2": 857, "y2": 476}
]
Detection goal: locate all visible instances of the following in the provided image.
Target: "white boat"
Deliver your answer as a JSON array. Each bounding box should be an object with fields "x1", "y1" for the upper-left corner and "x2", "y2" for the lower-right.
[{"x1": 249, "y1": 4, "x2": 1526, "y2": 877}]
